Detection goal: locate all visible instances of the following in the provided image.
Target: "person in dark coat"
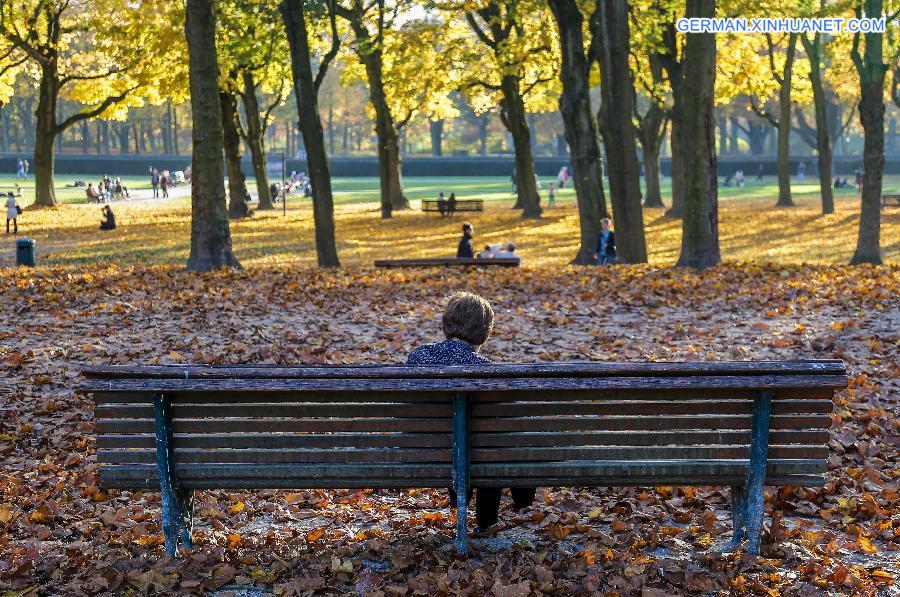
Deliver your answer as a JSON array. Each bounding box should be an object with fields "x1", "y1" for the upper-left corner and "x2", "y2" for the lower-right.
[
  {"x1": 407, "y1": 292, "x2": 536, "y2": 531},
  {"x1": 99, "y1": 206, "x2": 116, "y2": 230},
  {"x1": 457, "y1": 222, "x2": 475, "y2": 258},
  {"x1": 447, "y1": 193, "x2": 457, "y2": 216},
  {"x1": 592, "y1": 218, "x2": 616, "y2": 264},
  {"x1": 436, "y1": 192, "x2": 447, "y2": 217}
]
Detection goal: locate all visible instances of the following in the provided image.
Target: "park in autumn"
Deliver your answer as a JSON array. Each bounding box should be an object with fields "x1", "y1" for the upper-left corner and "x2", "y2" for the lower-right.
[{"x1": 0, "y1": 0, "x2": 898, "y2": 594}]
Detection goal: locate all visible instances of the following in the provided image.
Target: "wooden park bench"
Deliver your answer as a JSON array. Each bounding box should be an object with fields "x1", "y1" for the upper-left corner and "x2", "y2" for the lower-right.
[
  {"x1": 374, "y1": 257, "x2": 519, "y2": 268},
  {"x1": 78, "y1": 360, "x2": 846, "y2": 557},
  {"x1": 882, "y1": 193, "x2": 900, "y2": 208},
  {"x1": 422, "y1": 199, "x2": 484, "y2": 213}
]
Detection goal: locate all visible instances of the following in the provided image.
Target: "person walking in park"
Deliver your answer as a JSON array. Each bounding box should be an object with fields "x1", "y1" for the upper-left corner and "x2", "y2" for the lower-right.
[
  {"x1": 23, "y1": 159, "x2": 29, "y2": 178},
  {"x1": 406, "y1": 292, "x2": 536, "y2": 531},
  {"x1": 548, "y1": 182, "x2": 557, "y2": 207},
  {"x1": 99, "y1": 206, "x2": 116, "y2": 231},
  {"x1": 160, "y1": 171, "x2": 170, "y2": 199},
  {"x1": 457, "y1": 222, "x2": 475, "y2": 258},
  {"x1": 592, "y1": 218, "x2": 616, "y2": 265},
  {"x1": 755, "y1": 164, "x2": 764, "y2": 182},
  {"x1": 15, "y1": 159, "x2": 24, "y2": 180},
  {"x1": 557, "y1": 165, "x2": 569, "y2": 188},
  {"x1": 437, "y1": 192, "x2": 446, "y2": 217},
  {"x1": 6, "y1": 191, "x2": 19, "y2": 234},
  {"x1": 150, "y1": 168, "x2": 160, "y2": 198},
  {"x1": 797, "y1": 160, "x2": 806, "y2": 182},
  {"x1": 447, "y1": 193, "x2": 457, "y2": 217}
]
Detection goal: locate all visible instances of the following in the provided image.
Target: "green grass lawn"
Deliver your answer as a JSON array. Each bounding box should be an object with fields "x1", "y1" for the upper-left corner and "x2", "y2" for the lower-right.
[{"x1": 2, "y1": 172, "x2": 898, "y2": 206}]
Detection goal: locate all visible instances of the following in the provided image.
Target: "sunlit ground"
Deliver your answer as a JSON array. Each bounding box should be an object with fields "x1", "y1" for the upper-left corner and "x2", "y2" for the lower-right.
[{"x1": 2, "y1": 175, "x2": 898, "y2": 267}]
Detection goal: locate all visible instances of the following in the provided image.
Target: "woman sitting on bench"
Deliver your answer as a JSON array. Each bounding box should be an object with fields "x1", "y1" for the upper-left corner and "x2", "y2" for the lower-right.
[{"x1": 407, "y1": 292, "x2": 536, "y2": 532}]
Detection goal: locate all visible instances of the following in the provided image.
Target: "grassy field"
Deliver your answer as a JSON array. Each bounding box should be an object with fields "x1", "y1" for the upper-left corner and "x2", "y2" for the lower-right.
[{"x1": 2, "y1": 175, "x2": 898, "y2": 267}]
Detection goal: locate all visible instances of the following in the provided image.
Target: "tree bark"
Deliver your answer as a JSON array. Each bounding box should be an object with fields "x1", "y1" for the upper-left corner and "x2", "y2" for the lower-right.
[
  {"x1": 850, "y1": 0, "x2": 886, "y2": 265},
  {"x1": 774, "y1": 33, "x2": 797, "y2": 207},
  {"x1": 499, "y1": 74, "x2": 542, "y2": 218},
  {"x1": 675, "y1": 0, "x2": 720, "y2": 269},
  {"x1": 430, "y1": 119, "x2": 444, "y2": 157},
  {"x1": 33, "y1": 63, "x2": 59, "y2": 207},
  {"x1": 281, "y1": 0, "x2": 341, "y2": 267},
  {"x1": 221, "y1": 91, "x2": 252, "y2": 219},
  {"x1": 593, "y1": 0, "x2": 647, "y2": 263},
  {"x1": 548, "y1": 0, "x2": 607, "y2": 262},
  {"x1": 801, "y1": 33, "x2": 834, "y2": 214},
  {"x1": 240, "y1": 71, "x2": 274, "y2": 210},
  {"x1": 185, "y1": 0, "x2": 241, "y2": 271},
  {"x1": 658, "y1": 20, "x2": 685, "y2": 218}
]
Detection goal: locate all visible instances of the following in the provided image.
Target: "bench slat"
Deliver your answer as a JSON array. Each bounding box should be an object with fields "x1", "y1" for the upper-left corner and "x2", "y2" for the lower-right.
[
  {"x1": 472, "y1": 400, "x2": 832, "y2": 416},
  {"x1": 97, "y1": 444, "x2": 827, "y2": 465},
  {"x1": 97, "y1": 418, "x2": 452, "y2": 434},
  {"x1": 81, "y1": 360, "x2": 848, "y2": 380},
  {"x1": 97, "y1": 429, "x2": 830, "y2": 450},
  {"x1": 95, "y1": 402, "x2": 452, "y2": 419}
]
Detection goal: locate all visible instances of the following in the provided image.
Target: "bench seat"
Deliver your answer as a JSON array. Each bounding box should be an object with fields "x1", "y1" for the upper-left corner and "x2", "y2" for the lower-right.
[
  {"x1": 79, "y1": 360, "x2": 846, "y2": 557},
  {"x1": 422, "y1": 199, "x2": 484, "y2": 212}
]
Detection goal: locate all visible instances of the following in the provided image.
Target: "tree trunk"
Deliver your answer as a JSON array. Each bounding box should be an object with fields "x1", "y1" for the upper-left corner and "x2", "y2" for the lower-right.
[
  {"x1": 729, "y1": 115, "x2": 739, "y2": 154},
  {"x1": 327, "y1": 102, "x2": 335, "y2": 155},
  {"x1": 499, "y1": 74, "x2": 542, "y2": 218},
  {"x1": 747, "y1": 121, "x2": 767, "y2": 155},
  {"x1": 675, "y1": 0, "x2": 719, "y2": 269},
  {"x1": 643, "y1": 144, "x2": 663, "y2": 208},
  {"x1": 0, "y1": 106, "x2": 9, "y2": 152},
  {"x1": 185, "y1": 0, "x2": 241, "y2": 271},
  {"x1": 430, "y1": 119, "x2": 444, "y2": 157},
  {"x1": 774, "y1": 33, "x2": 797, "y2": 207},
  {"x1": 280, "y1": 0, "x2": 340, "y2": 267},
  {"x1": 164, "y1": 99, "x2": 173, "y2": 154},
  {"x1": 548, "y1": 0, "x2": 607, "y2": 262},
  {"x1": 478, "y1": 114, "x2": 488, "y2": 156},
  {"x1": 801, "y1": 33, "x2": 834, "y2": 214},
  {"x1": 173, "y1": 103, "x2": 180, "y2": 155},
  {"x1": 81, "y1": 120, "x2": 90, "y2": 154},
  {"x1": 118, "y1": 122, "x2": 130, "y2": 154},
  {"x1": 240, "y1": 71, "x2": 274, "y2": 210},
  {"x1": 358, "y1": 47, "x2": 407, "y2": 217},
  {"x1": 221, "y1": 91, "x2": 252, "y2": 219},
  {"x1": 594, "y1": 0, "x2": 647, "y2": 263},
  {"x1": 33, "y1": 64, "x2": 59, "y2": 207},
  {"x1": 850, "y1": 1, "x2": 886, "y2": 265},
  {"x1": 666, "y1": 85, "x2": 686, "y2": 217}
]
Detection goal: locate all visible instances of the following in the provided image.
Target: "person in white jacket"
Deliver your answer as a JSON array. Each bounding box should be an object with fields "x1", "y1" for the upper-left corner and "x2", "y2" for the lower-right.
[{"x1": 6, "y1": 192, "x2": 18, "y2": 235}]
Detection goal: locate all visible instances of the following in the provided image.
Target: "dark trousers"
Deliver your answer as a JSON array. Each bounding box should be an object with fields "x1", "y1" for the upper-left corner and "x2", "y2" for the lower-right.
[
  {"x1": 152, "y1": 184, "x2": 158, "y2": 198},
  {"x1": 6, "y1": 218, "x2": 16, "y2": 234},
  {"x1": 450, "y1": 487, "x2": 537, "y2": 528}
]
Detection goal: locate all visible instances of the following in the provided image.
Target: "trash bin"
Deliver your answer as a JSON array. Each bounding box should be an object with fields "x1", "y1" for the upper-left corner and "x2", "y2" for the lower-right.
[{"x1": 16, "y1": 238, "x2": 35, "y2": 267}]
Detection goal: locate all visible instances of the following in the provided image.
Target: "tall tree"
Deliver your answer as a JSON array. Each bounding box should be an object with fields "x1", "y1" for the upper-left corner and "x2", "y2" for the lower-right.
[
  {"x1": 675, "y1": 0, "x2": 719, "y2": 269},
  {"x1": 591, "y1": 0, "x2": 647, "y2": 263},
  {"x1": 464, "y1": 0, "x2": 556, "y2": 218},
  {"x1": 220, "y1": 88, "x2": 253, "y2": 219},
  {"x1": 334, "y1": 0, "x2": 408, "y2": 218},
  {"x1": 185, "y1": 0, "x2": 241, "y2": 271},
  {"x1": 849, "y1": 0, "x2": 891, "y2": 265},
  {"x1": 280, "y1": 0, "x2": 341, "y2": 267},
  {"x1": 799, "y1": 22, "x2": 834, "y2": 214},
  {"x1": 546, "y1": 0, "x2": 608, "y2": 263},
  {"x1": 0, "y1": 0, "x2": 174, "y2": 207},
  {"x1": 654, "y1": 9, "x2": 687, "y2": 218}
]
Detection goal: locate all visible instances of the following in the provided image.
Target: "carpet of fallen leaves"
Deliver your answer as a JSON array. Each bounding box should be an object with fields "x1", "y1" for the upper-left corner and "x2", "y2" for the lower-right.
[{"x1": 0, "y1": 263, "x2": 898, "y2": 595}]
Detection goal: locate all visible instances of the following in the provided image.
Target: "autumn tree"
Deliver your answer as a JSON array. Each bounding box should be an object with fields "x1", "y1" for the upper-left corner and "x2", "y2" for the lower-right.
[
  {"x1": 591, "y1": 0, "x2": 647, "y2": 263},
  {"x1": 185, "y1": 0, "x2": 241, "y2": 271},
  {"x1": 546, "y1": 0, "x2": 608, "y2": 263},
  {"x1": 0, "y1": 0, "x2": 176, "y2": 207},
  {"x1": 280, "y1": 0, "x2": 341, "y2": 267},
  {"x1": 849, "y1": 0, "x2": 893, "y2": 265},
  {"x1": 462, "y1": 0, "x2": 557, "y2": 218},
  {"x1": 675, "y1": 0, "x2": 719, "y2": 269}
]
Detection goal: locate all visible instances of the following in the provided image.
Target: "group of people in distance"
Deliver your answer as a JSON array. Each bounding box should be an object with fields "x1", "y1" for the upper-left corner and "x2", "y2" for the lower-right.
[
  {"x1": 435, "y1": 192, "x2": 459, "y2": 217},
  {"x1": 14, "y1": 158, "x2": 29, "y2": 180},
  {"x1": 149, "y1": 168, "x2": 173, "y2": 199},
  {"x1": 86, "y1": 175, "x2": 130, "y2": 203}
]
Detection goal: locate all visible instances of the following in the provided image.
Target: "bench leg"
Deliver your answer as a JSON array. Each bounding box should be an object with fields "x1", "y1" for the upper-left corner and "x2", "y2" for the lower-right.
[
  {"x1": 452, "y1": 392, "x2": 470, "y2": 556},
  {"x1": 153, "y1": 393, "x2": 193, "y2": 557},
  {"x1": 742, "y1": 390, "x2": 772, "y2": 555},
  {"x1": 730, "y1": 485, "x2": 745, "y2": 547}
]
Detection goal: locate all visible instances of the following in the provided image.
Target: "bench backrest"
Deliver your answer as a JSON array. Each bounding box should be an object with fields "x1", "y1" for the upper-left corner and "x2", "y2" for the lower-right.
[{"x1": 80, "y1": 361, "x2": 846, "y2": 491}]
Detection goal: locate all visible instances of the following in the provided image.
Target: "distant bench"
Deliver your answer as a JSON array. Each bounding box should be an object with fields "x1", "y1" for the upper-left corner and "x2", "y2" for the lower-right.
[
  {"x1": 882, "y1": 193, "x2": 900, "y2": 208},
  {"x1": 374, "y1": 257, "x2": 519, "y2": 268},
  {"x1": 422, "y1": 199, "x2": 484, "y2": 213},
  {"x1": 79, "y1": 360, "x2": 846, "y2": 557}
]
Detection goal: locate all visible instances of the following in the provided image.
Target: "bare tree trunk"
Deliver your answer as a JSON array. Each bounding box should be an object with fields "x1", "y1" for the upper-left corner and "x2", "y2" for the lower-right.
[
  {"x1": 478, "y1": 114, "x2": 488, "y2": 156},
  {"x1": 430, "y1": 119, "x2": 444, "y2": 157},
  {"x1": 173, "y1": 103, "x2": 180, "y2": 155},
  {"x1": 240, "y1": 71, "x2": 274, "y2": 210},
  {"x1": 33, "y1": 64, "x2": 59, "y2": 207},
  {"x1": 548, "y1": 0, "x2": 607, "y2": 262},
  {"x1": 594, "y1": 0, "x2": 647, "y2": 263},
  {"x1": 221, "y1": 91, "x2": 253, "y2": 219},
  {"x1": 675, "y1": 0, "x2": 719, "y2": 269},
  {"x1": 801, "y1": 32, "x2": 834, "y2": 214},
  {"x1": 280, "y1": 0, "x2": 341, "y2": 266},
  {"x1": 185, "y1": 0, "x2": 241, "y2": 271},
  {"x1": 774, "y1": 34, "x2": 797, "y2": 207}
]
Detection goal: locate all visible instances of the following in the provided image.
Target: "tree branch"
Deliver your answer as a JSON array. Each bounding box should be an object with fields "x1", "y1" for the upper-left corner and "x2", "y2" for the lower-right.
[
  {"x1": 465, "y1": 11, "x2": 496, "y2": 49},
  {"x1": 314, "y1": 0, "x2": 341, "y2": 93},
  {"x1": 55, "y1": 86, "x2": 137, "y2": 134}
]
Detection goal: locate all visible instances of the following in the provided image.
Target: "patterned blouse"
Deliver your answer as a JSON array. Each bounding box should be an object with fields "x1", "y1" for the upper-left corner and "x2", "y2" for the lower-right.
[{"x1": 406, "y1": 339, "x2": 491, "y2": 365}]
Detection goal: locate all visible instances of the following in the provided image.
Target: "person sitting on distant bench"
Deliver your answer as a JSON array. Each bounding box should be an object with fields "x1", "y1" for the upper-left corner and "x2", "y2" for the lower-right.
[
  {"x1": 491, "y1": 242, "x2": 517, "y2": 259},
  {"x1": 457, "y1": 222, "x2": 475, "y2": 258},
  {"x1": 86, "y1": 183, "x2": 102, "y2": 203},
  {"x1": 436, "y1": 192, "x2": 447, "y2": 217},
  {"x1": 99, "y1": 205, "x2": 116, "y2": 231},
  {"x1": 477, "y1": 244, "x2": 494, "y2": 259},
  {"x1": 446, "y1": 192, "x2": 457, "y2": 217}
]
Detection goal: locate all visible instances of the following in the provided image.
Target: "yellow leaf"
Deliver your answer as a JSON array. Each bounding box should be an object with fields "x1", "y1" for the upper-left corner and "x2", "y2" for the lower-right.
[{"x1": 229, "y1": 501, "x2": 245, "y2": 515}]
